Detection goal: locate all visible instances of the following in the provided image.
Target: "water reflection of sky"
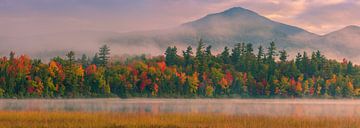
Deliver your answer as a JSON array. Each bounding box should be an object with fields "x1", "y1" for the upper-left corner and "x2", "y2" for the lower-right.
[{"x1": 1, "y1": 99, "x2": 360, "y2": 117}]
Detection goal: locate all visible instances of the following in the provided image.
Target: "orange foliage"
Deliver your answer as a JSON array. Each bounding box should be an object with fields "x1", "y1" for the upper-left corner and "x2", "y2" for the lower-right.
[
  {"x1": 218, "y1": 77, "x2": 229, "y2": 89},
  {"x1": 177, "y1": 72, "x2": 186, "y2": 85},
  {"x1": 75, "y1": 65, "x2": 84, "y2": 79},
  {"x1": 296, "y1": 81, "x2": 302, "y2": 92},
  {"x1": 157, "y1": 61, "x2": 166, "y2": 72},
  {"x1": 7, "y1": 54, "x2": 32, "y2": 78},
  {"x1": 48, "y1": 61, "x2": 65, "y2": 80}
]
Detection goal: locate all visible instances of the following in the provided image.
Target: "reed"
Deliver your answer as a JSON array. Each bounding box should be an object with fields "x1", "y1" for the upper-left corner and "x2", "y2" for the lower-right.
[{"x1": 0, "y1": 111, "x2": 359, "y2": 128}]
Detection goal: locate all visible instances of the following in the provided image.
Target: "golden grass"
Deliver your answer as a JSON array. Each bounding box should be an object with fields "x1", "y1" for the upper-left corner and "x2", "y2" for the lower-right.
[{"x1": 0, "y1": 111, "x2": 360, "y2": 128}]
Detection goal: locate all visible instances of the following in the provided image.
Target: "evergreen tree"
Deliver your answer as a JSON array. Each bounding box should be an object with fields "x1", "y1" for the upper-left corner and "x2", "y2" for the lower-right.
[
  {"x1": 279, "y1": 50, "x2": 288, "y2": 63},
  {"x1": 92, "y1": 53, "x2": 101, "y2": 66},
  {"x1": 230, "y1": 43, "x2": 241, "y2": 64},
  {"x1": 98, "y1": 44, "x2": 110, "y2": 66},
  {"x1": 266, "y1": 42, "x2": 277, "y2": 64},
  {"x1": 182, "y1": 46, "x2": 193, "y2": 67},
  {"x1": 66, "y1": 51, "x2": 75, "y2": 64},
  {"x1": 302, "y1": 51, "x2": 309, "y2": 76},
  {"x1": 266, "y1": 42, "x2": 277, "y2": 80},
  {"x1": 220, "y1": 46, "x2": 231, "y2": 64},
  {"x1": 347, "y1": 61, "x2": 354, "y2": 75},
  {"x1": 295, "y1": 53, "x2": 302, "y2": 70},
  {"x1": 165, "y1": 46, "x2": 178, "y2": 66},
  {"x1": 257, "y1": 45, "x2": 264, "y2": 63},
  {"x1": 80, "y1": 54, "x2": 90, "y2": 67},
  {"x1": 196, "y1": 39, "x2": 205, "y2": 59}
]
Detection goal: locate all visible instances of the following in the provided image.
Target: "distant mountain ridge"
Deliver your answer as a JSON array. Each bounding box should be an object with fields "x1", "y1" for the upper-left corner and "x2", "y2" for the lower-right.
[
  {"x1": 108, "y1": 7, "x2": 360, "y2": 63},
  {"x1": 1, "y1": 7, "x2": 358, "y2": 63}
]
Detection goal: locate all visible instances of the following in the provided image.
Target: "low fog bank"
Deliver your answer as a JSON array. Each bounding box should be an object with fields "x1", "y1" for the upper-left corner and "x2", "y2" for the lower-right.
[
  {"x1": 1, "y1": 27, "x2": 359, "y2": 64},
  {"x1": 1, "y1": 99, "x2": 360, "y2": 117}
]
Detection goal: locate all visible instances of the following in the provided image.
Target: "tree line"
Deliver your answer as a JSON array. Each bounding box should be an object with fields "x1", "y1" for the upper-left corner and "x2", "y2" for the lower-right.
[{"x1": 0, "y1": 40, "x2": 360, "y2": 98}]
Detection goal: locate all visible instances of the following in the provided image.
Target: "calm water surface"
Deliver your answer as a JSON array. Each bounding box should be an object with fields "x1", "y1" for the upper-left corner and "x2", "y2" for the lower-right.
[{"x1": 1, "y1": 98, "x2": 360, "y2": 116}]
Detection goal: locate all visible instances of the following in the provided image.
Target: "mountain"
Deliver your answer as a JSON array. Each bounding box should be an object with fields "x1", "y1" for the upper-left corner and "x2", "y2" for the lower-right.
[
  {"x1": 180, "y1": 7, "x2": 317, "y2": 48},
  {"x1": 298, "y1": 25, "x2": 360, "y2": 63},
  {"x1": 320, "y1": 25, "x2": 360, "y2": 55},
  {"x1": 2, "y1": 7, "x2": 359, "y2": 63},
  {"x1": 108, "y1": 7, "x2": 360, "y2": 63},
  {"x1": 109, "y1": 7, "x2": 318, "y2": 54}
]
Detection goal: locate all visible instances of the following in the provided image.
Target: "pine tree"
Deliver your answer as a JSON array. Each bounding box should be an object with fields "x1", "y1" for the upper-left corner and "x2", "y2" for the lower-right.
[
  {"x1": 182, "y1": 46, "x2": 193, "y2": 67},
  {"x1": 347, "y1": 61, "x2": 354, "y2": 75},
  {"x1": 80, "y1": 54, "x2": 89, "y2": 67},
  {"x1": 220, "y1": 46, "x2": 230, "y2": 64},
  {"x1": 279, "y1": 50, "x2": 288, "y2": 63},
  {"x1": 295, "y1": 53, "x2": 302, "y2": 70},
  {"x1": 266, "y1": 42, "x2": 277, "y2": 80},
  {"x1": 230, "y1": 43, "x2": 241, "y2": 64},
  {"x1": 66, "y1": 51, "x2": 75, "y2": 65},
  {"x1": 196, "y1": 39, "x2": 205, "y2": 59},
  {"x1": 92, "y1": 53, "x2": 101, "y2": 66},
  {"x1": 98, "y1": 44, "x2": 110, "y2": 66},
  {"x1": 302, "y1": 51, "x2": 309, "y2": 76},
  {"x1": 257, "y1": 45, "x2": 264, "y2": 63},
  {"x1": 165, "y1": 46, "x2": 178, "y2": 66},
  {"x1": 266, "y1": 42, "x2": 277, "y2": 64}
]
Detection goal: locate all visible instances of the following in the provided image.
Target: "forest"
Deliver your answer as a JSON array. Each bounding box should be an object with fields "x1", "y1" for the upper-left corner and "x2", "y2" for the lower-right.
[{"x1": 0, "y1": 40, "x2": 359, "y2": 98}]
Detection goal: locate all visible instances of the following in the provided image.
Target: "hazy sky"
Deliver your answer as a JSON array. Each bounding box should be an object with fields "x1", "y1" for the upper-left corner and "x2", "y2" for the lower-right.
[{"x1": 1, "y1": 0, "x2": 359, "y2": 36}]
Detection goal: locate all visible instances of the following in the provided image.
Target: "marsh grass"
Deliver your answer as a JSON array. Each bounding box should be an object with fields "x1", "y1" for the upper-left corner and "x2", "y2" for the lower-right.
[{"x1": 0, "y1": 111, "x2": 360, "y2": 128}]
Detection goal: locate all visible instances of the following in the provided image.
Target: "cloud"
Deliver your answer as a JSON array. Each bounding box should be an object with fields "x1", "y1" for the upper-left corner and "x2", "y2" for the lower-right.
[
  {"x1": 0, "y1": 0, "x2": 359, "y2": 59},
  {"x1": 0, "y1": 0, "x2": 358, "y2": 34}
]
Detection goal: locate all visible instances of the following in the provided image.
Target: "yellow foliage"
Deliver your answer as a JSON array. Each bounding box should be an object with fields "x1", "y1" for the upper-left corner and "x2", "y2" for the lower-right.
[
  {"x1": 296, "y1": 82, "x2": 302, "y2": 92},
  {"x1": 189, "y1": 72, "x2": 200, "y2": 94},
  {"x1": 205, "y1": 86, "x2": 214, "y2": 96},
  {"x1": 48, "y1": 61, "x2": 59, "y2": 77},
  {"x1": 75, "y1": 65, "x2": 84, "y2": 78}
]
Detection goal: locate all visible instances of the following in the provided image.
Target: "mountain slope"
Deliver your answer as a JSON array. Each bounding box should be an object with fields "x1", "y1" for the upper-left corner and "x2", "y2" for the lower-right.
[
  {"x1": 109, "y1": 7, "x2": 319, "y2": 53},
  {"x1": 314, "y1": 25, "x2": 360, "y2": 61}
]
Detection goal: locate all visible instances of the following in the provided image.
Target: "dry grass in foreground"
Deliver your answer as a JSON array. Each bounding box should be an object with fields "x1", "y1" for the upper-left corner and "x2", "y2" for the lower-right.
[{"x1": 0, "y1": 111, "x2": 360, "y2": 128}]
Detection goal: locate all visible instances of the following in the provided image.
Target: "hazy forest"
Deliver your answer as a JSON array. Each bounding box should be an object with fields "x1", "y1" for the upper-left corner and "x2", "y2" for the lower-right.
[{"x1": 0, "y1": 40, "x2": 358, "y2": 98}]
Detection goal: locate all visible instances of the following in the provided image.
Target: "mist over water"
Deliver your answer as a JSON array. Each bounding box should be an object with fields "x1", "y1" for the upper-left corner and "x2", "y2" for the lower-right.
[{"x1": 1, "y1": 99, "x2": 360, "y2": 117}]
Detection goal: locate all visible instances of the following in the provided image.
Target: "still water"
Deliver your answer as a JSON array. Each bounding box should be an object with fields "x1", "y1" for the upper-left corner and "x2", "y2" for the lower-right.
[{"x1": 1, "y1": 98, "x2": 360, "y2": 116}]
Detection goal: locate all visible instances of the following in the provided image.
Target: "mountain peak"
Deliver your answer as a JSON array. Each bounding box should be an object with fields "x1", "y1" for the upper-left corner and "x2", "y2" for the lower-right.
[
  {"x1": 329, "y1": 25, "x2": 360, "y2": 34},
  {"x1": 343, "y1": 25, "x2": 360, "y2": 30},
  {"x1": 220, "y1": 7, "x2": 259, "y2": 16}
]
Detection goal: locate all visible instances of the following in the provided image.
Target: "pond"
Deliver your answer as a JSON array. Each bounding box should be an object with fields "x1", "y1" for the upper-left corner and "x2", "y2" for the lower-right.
[{"x1": 1, "y1": 98, "x2": 360, "y2": 117}]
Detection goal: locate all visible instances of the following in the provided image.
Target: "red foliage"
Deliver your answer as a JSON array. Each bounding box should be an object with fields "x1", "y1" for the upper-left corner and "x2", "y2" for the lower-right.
[
  {"x1": 0, "y1": 77, "x2": 5, "y2": 83},
  {"x1": 202, "y1": 72, "x2": 208, "y2": 81},
  {"x1": 140, "y1": 72, "x2": 151, "y2": 91},
  {"x1": 153, "y1": 83, "x2": 159, "y2": 94},
  {"x1": 27, "y1": 86, "x2": 35, "y2": 94},
  {"x1": 309, "y1": 87, "x2": 315, "y2": 95},
  {"x1": 290, "y1": 77, "x2": 296, "y2": 86},
  {"x1": 225, "y1": 71, "x2": 233, "y2": 85},
  {"x1": 85, "y1": 64, "x2": 97, "y2": 75},
  {"x1": 0, "y1": 56, "x2": 7, "y2": 62},
  {"x1": 262, "y1": 79, "x2": 267, "y2": 87},
  {"x1": 7, "y1": 54, "x2": 32, "y2": 78},
  {"x1": 243, "y1": 73, "x2": 247, "y2": 84},
  {"x1": 157, "y1": 61, "x2": 166, "y2": 72},
  {"x1": 131, "y1": 68, "x2": 139, "y2": 76}
]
